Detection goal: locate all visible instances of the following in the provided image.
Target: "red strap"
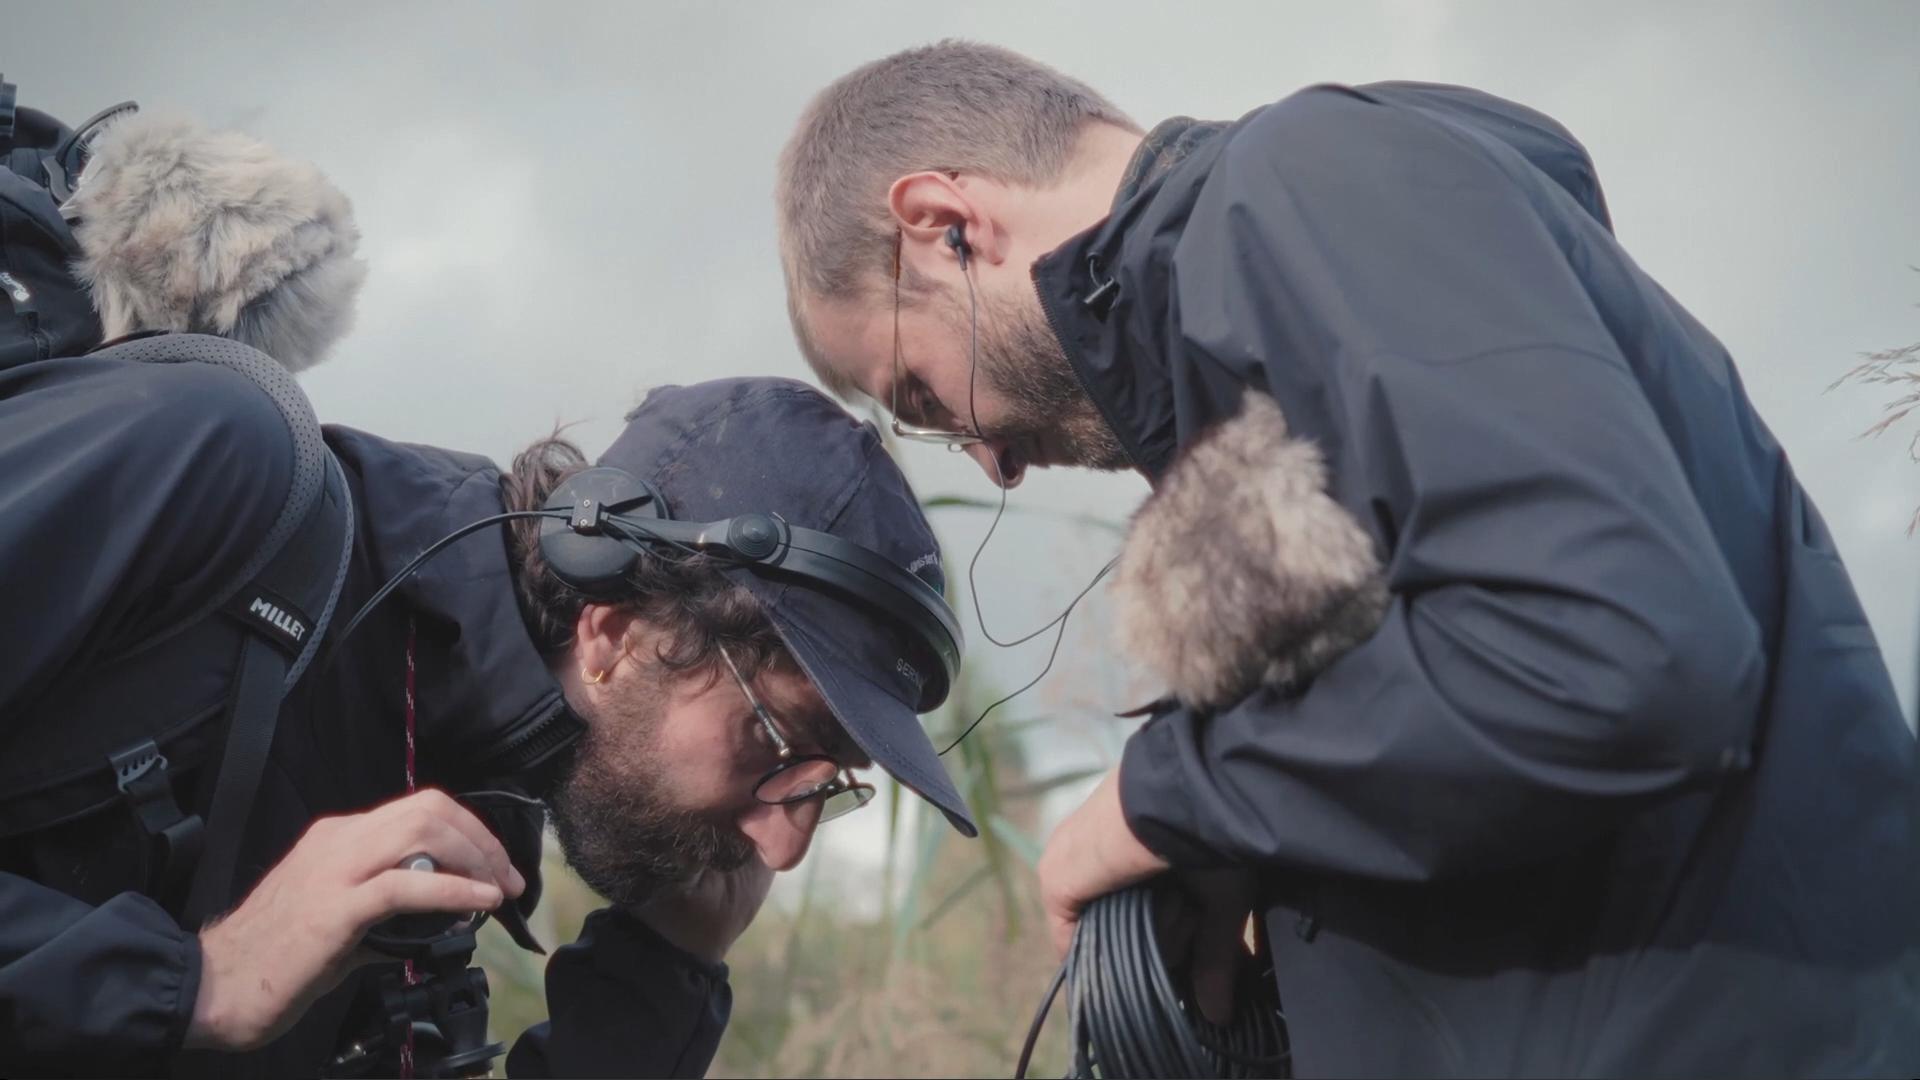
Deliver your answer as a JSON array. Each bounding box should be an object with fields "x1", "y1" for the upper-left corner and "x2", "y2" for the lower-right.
[
  {"x1": 400, "y1": 617, "x2": 418, "y2": 1079},
  {"x1": 405, "y1": 616, "x2": 418, "y2": 793}
]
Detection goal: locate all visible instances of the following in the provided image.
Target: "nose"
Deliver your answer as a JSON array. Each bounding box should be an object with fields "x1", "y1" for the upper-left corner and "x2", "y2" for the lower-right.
[
  {"x1": 736, "y1": 799, "x2": 823, "y2": 872},
  {"x1": 965, "y1": 441, "x2": 1025, "y2": 489}
]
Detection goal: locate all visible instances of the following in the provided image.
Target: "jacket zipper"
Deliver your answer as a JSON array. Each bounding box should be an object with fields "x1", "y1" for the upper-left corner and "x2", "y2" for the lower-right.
[{"x1": 474, "y1": 694, "x2": 579, "y2": 776}]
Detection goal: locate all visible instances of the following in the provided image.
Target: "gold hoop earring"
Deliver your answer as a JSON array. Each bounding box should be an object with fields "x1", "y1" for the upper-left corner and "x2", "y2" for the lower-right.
[{"x1": 584, "y1": 667, "x2": 609, "y2": 685}]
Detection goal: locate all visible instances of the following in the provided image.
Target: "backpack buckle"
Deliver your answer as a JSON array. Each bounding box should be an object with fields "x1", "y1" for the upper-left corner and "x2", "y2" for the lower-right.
[
  {"x1": 108, "y1": 739, "x2": 204, "y2": 905},
  {"x1": 111, "y1": 740, "x2": 168, "y2": 794}
]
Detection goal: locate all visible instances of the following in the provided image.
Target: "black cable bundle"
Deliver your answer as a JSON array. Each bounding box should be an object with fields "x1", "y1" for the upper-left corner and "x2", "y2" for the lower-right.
[{"x1": 1016, "y1": 885, "x2": 1290, "y2": 1079}]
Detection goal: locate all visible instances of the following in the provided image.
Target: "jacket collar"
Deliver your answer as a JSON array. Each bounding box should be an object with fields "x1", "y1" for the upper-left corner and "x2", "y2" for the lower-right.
[
  {"x1": 1047, "y1": 118, "x2": 1388, "y2": 712},
  {"x1": 1030, "y1": 115, "x2": 1238, "y2": 483},
  {"x1": 1114, "y1": 116, "x2": 1233, "y2": 211}
]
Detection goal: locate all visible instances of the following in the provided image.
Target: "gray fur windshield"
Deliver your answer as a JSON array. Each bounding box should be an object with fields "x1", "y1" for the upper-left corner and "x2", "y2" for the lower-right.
[
  {"x1": 63, "y1": 112, "x2": 366, "y2": 374},
  {"x1": 1111, "y1": 392, "x2": 1388, "y2": 711}
]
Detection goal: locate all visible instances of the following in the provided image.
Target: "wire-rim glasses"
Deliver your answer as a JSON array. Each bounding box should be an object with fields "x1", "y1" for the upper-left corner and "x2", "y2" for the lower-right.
[
  {"x1": 717, "y1": 646, "x2": 874, "y2": 823},
  {"x1": 890, "y1": 229, "x2": 985, "y2": 448}
]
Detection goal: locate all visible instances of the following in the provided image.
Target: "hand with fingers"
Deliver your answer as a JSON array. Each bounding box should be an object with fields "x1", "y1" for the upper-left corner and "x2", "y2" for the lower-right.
[
  {"x1": 1151, "y1": 868, "x2": 1259, "y2": 1026},
  {"x1": 1038, "y1": 771, "x2": 1274, "y2": 1022},
  {"x1": 182, "y1": 788, "x2": 527, "y2": 1052},
  {"x1": 1038, "y1": 768, "x2": 1171, "y2": 954}
]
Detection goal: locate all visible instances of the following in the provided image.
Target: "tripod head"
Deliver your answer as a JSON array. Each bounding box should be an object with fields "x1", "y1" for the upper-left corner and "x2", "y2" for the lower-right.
[{"x1": 324, "y1": 922, "x2": 505, "y2": 1078}]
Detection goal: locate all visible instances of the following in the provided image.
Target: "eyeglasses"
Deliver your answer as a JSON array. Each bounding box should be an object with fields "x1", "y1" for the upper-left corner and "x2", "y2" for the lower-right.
[
  {"x1": 890, "y1": 229, "x2": 985, "y2": 448},
  {"x1": 716, "y1": 646, "x2": 875, "y2": 824}
]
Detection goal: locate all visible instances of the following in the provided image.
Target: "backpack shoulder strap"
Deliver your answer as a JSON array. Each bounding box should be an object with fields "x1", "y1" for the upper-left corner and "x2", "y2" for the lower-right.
[
  {"x1": 88, "y1": 334, "x2": 355, "y2": 923},
  {"x1": 184, "y1": 452, "x2": 352, "y2": 924}
]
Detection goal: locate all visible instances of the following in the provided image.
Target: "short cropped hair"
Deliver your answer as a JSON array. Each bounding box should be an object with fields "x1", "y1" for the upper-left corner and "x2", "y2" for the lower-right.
[{"x1": 776, "y1": 40, "x2": 1137, "y2": 393}]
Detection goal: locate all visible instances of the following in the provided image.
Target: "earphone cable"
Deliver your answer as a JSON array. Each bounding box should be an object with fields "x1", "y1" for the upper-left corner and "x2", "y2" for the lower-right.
[
  {"x1": 936, "y1": 552, "x2": 1112, "y2": 756},
  {"x1": 958, "y1": 251, "x2": 1106, "y2": 650},
  {"x1": 936, "y1": 255, "x2": 1119, "y2": 756}
]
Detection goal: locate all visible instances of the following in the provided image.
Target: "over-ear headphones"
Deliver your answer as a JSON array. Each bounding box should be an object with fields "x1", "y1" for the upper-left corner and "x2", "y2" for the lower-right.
[
  {"x1": 539, "y1": 466, "x2": 963, "y2": 710},
  {"x1": 945, "y1": 223, "x2": 971, "y2": 269}
]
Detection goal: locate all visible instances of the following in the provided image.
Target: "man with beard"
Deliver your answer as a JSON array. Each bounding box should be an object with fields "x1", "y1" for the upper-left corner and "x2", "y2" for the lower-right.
[
  {"x1": 0, "y1": 369, "x2": 973, "y2": 1078},
  {"x1": 774, "y1": 40, "x2": 1920, "y2": 1077}
]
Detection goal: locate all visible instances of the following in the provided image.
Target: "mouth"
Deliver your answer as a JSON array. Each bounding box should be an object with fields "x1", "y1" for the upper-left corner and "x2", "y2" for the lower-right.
[{"x1": 991, "y1": 441, "x2": 1028, "y2": 488}]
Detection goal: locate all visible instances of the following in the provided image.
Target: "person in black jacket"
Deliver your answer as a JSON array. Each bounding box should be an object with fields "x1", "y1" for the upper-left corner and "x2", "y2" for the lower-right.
[
  {"x1": 774, "y1": 40, "x2": 1920, "y2": 1077},
  {"x1": 0, "y1": 362, "x2": 975, "y2": 1077}
]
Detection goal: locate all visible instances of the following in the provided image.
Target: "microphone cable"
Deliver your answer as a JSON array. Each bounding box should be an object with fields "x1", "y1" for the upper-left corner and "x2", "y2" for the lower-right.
[{"x1": 1015, "y1": 885, "x2": 1291, "y2": 1079}]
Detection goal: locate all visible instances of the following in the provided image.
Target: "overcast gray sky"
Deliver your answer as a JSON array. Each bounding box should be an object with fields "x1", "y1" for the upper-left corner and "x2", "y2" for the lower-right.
[{"x1": 10, "y1": 0, "x2": 1920, "y2": 883}]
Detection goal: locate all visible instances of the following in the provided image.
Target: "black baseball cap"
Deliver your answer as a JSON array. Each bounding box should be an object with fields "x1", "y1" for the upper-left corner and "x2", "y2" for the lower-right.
[{"x1": 598, "y1": 377, "x2": 975, "y2": 837}]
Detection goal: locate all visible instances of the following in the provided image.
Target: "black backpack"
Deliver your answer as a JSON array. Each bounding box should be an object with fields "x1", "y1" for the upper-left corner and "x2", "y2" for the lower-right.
[
  {"x1": 0, "y1": 80, "x2": 358, "y2": 929},
  {"x1": 0, "y1": 75, "x2": 129, "y2": 367},
  {"x1": 0, "y1": 333, "x2": 357, "y2": 926}
]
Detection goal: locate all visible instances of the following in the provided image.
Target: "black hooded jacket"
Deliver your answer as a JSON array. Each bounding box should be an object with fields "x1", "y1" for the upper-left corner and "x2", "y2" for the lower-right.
[
  {"x1": 0, "y1": 347, "x2": 729, "y2": 1077},
  {"x1": 1038, "y1": 82, "x2": 1920, "y2": 1076}
]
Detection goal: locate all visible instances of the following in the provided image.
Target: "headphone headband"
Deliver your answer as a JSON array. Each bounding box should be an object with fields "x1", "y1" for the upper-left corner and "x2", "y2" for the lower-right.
[{"x1": 539, "y1": 467, "x2": 962, "y2": 709}]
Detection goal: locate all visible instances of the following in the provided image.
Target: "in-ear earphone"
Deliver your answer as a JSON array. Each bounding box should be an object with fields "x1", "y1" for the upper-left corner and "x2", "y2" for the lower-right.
[{"x1": 945, "y1": 223, "x2": 971, "y2": 269}]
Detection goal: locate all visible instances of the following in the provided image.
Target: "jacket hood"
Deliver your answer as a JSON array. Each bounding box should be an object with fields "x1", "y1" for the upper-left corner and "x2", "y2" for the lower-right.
[
  {"x1": 324, "y1": 426, "x2": 576, "y2": 782},
  {"x1": 1042, "y1": 89, "x2": 1623, "y2": 711},
  {"x1": 1038, "y1": 90, "x2": 1619, "y2": 485},
  {"x1": 1041, "y1": 111, "x2": 1385, "y2": 709}
]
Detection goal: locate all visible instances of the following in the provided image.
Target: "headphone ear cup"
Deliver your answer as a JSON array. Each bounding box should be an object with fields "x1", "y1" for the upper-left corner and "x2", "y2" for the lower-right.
[{"x1": 540, "y1": 467, "x2": 668, "y2": 595}]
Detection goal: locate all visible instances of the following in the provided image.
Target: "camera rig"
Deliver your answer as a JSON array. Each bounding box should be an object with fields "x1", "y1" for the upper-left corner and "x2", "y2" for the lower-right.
[{"x1": 324, "y1": 846, "x2": 547, "y2": 1079}]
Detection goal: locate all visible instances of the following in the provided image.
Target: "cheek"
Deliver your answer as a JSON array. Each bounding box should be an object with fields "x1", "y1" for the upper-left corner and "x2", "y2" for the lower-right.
[
  {"x1": 643, "y1": 704, "x2": 761, "y2": 807},
  {"x1": 648, "y1": 722, "x2": 735, "y2": 795},
  {"x1": 899, "y1": 311, "x2": 963, "y2": 381},
  {"x1": 924, "y1": 344, "x2": 1004, "y2": 422}
]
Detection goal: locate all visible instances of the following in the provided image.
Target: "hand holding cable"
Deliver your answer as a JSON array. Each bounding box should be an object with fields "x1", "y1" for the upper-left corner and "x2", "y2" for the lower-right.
[
  {"x1": 1038, "y1": 775, "x2": 1254, "y2": 1026},
  {"x1": 1029, "y1": 769, "x2": 1287, "y2": 1077},
  {"x1": 1018, "y1": 882, "x2": 1289, "y2": 1078},
  {"x1": 1035, "y1": 769, "x2": 1172, "y2": 957}
]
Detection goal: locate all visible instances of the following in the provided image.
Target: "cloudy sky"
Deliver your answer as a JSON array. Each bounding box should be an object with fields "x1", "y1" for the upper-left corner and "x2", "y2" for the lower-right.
[{"x1": 11, "y1": 1, "x2": 1919, "y2": 884}]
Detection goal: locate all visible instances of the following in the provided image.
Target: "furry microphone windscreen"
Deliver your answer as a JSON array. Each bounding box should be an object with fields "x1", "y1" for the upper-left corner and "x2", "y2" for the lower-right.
[
  {"x1": 64, "y1": 112, "x2": 368, "y2": 374},
  {"x1": 1110, "y1": 393, "x2": 1388, "y2": 710}
]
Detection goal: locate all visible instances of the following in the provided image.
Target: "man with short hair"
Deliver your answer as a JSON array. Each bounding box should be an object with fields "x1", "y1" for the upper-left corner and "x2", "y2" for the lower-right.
[
  {"x1": 0, "y1": 364, "x2": 972, "y2": 1077},
  {"x1": 776, "y1": 40, "x2": 1920, "y2": 1076}
]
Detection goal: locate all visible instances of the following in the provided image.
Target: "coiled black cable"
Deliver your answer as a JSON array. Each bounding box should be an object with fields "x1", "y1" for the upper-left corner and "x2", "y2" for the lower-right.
[{"x1": 1016, "y1": 885, "x2": 1291, "y2": 1079}]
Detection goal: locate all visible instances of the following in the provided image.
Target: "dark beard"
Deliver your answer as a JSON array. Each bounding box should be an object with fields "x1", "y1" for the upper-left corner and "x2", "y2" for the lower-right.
[
  {"x1": 548, "y1": 684, "x2": 753, "y2": 908},
  {"x1": 967, "y1": 288, "x2": 1131, "y2": 472}
]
